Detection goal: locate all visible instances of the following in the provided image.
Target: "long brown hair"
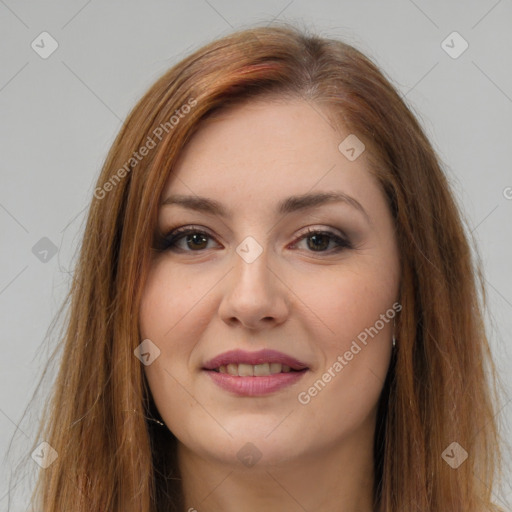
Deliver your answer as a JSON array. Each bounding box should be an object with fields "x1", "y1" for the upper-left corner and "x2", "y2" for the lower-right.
[{"x1": 13, "y1": 22, "x2": 506, "y2": 511}]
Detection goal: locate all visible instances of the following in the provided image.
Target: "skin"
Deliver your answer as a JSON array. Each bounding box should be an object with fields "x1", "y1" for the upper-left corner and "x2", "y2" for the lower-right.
[{"x1": 139, "y1": 97, "x2": 401, "y2": 512}]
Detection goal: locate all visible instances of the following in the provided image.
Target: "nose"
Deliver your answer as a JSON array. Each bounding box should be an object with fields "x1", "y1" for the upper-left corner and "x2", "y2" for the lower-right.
[{"x1": 218, "y1": 246, "x2": 290, "y2": 331}]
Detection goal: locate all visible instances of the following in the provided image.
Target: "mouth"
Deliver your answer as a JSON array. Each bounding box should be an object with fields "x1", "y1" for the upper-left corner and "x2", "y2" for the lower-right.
[
  {"x1": 202, "y1": 349, "x2": 309, "y2": 396},
  {"x1": 210, "y1": 362, "x2": 306, "y2": 376}
]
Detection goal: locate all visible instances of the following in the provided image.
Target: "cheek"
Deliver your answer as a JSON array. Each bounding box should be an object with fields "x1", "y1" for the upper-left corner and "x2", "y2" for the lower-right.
[
  {"x1": 295, "y1": 272, "x2": 394, "y2": 438},
  {"x1": 291, "y1": 260, "x2": 398, "y2": 345},
  {"x1": 139, "y1": 265, "x2": 206, "y2": 441},
  {"x1": 139, "y1": 262, "x2": 210, "y2": 341},
  {"x1": 138, "y1": 266, "x2": 197, "y2": 396},
  {"x1": 139, "y1": 264, "x2": 171, "y2": 340},
  {"x1": 291, "y1": 256, "x2": 397, "y2": 411}
]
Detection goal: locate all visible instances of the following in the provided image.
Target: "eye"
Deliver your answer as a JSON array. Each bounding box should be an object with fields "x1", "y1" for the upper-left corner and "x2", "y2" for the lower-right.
[
  {"x1": 290, "y1": 227, "x2": 352, "y2": 253},
  {"x1": 155, "y1": 226, "x2": 219, "y2": 252},
  {"x1": 155, "y1": 225, "x2": 352, "y2": 254}
]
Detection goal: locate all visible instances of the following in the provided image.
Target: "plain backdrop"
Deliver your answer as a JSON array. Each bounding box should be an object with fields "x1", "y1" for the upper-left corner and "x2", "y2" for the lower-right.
[{"x1": 0, "y1": 0, "x2": 511, "y2": 510}]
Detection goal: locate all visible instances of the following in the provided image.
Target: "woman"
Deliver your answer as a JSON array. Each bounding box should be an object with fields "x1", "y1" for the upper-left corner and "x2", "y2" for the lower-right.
[{"x1": 23, "y1": 23, "x2": 505, "y2": 511}]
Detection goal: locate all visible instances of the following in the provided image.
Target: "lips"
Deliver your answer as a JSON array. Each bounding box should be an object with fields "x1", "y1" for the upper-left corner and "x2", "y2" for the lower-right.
[
  {"x1": 202, "y1": 349, "x2": 309, "y2": 396},
  {"x1": 202, "y1": 349, "x2": 309, "y2": 372}
]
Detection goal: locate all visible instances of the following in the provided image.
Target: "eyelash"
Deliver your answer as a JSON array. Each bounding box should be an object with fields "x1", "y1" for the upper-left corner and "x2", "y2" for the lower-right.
[{"x1": 154, "y1": 225, "x2": 352, "y2": 254}]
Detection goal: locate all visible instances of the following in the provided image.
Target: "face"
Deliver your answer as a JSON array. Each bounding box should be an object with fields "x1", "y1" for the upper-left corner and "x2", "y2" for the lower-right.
[{"x1": 139, "y1": 98, "x2": 400, "y2": 467}]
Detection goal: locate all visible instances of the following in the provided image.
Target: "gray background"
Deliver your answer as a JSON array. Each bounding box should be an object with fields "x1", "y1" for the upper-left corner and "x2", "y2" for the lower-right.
[{"x1": 0, "y1": 0, "x2": 511, "y2": 510}]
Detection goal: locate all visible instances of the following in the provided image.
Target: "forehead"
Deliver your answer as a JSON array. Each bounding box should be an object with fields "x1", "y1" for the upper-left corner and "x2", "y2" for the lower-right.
[{"x1": 162, "y1": 98, "x2": 381, "y2": 215}]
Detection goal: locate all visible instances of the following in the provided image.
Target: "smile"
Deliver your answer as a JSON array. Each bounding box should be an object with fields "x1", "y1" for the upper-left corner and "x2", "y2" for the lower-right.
[
  {"x1": 202, "y1": 349, "x2": 309, "y2": 396},
  {"x1": 213, "y1": 362, "x2": 296, "y2": 376}
]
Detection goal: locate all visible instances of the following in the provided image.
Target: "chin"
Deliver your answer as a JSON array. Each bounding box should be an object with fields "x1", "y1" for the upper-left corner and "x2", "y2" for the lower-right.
[{"x1": 177, "y1": 421, "x2": 309, "y2": 469}]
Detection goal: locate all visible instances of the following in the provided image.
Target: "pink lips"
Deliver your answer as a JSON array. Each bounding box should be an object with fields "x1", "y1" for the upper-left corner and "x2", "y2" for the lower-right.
[{"x1": 202, "y1": 349, "x2": 309, "y2": 396}]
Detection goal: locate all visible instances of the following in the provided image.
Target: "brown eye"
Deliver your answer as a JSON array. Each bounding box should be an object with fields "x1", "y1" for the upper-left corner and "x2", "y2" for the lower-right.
[
  {"x1": 306, "y1": 233, "x2": 331, "y2": 251},
  {"x1": 156, "y1": 227, "x2": 219, "y2": 252},
  {"x1": 292, "y1": 229, "x2": 352, "y2": 253},
  {"x1": 183, "y1": 232, "x2": 209, "y2": 250}
]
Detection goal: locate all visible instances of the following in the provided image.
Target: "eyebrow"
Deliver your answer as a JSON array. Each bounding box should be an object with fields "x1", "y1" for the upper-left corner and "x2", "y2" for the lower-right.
[{"x1": 161, "y1": 191, "x2": 370, "y2": 222}]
